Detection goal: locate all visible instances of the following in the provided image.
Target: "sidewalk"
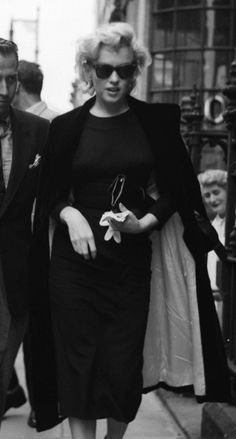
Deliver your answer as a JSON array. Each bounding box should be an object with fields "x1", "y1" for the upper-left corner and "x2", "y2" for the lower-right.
[
  {"x1": 156, "y1": 388, "x2": 202, "y2": 439},
  {"x1": 0, "y1": 348, "x2": 188, "y2": 439}
]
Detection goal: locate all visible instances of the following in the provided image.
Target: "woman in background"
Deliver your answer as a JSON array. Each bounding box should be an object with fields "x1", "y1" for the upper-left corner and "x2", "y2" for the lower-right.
[
  {"x1": 30, "y1": 22, "x2": 230, "y2": 439},
  {"x1": 198, "y1": 169, "x2": 227, "y2": 324}
]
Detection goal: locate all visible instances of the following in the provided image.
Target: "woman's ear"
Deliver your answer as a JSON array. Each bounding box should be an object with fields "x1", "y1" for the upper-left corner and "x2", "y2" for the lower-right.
[
  {"x1": 83, "y1": 60, "x2": 92, "y2": 77},
  {"x1": 127, "y1": 77, "x2": 136, "y2": 93}
]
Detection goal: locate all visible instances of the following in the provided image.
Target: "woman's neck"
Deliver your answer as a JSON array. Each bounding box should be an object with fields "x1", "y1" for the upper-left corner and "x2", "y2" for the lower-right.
[{"x1": 90, "y1": 99, "x2": 129, "y2": 118}]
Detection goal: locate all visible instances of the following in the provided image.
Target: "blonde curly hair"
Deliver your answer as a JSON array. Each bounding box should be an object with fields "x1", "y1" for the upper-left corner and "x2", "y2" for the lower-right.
[{"x1": 75, "y1": 21, "x2": 151, "y2": 95}]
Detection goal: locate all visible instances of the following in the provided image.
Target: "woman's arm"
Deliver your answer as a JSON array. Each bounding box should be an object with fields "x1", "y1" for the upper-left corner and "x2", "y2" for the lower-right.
[
  {"x1": 109, "y1": 202, "x2": 159, "y2": 234},
  {"x1": 60, "y1": 206, "x2": 97, "y2": 260},
  {"x1": 34, "y1": 115, "x2": 97, "y2": 260}
]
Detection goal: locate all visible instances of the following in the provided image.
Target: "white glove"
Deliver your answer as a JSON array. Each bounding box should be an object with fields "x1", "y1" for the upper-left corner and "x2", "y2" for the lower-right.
[{"x1": 99, "y1": 210, "x2": 130, "y2": 243}]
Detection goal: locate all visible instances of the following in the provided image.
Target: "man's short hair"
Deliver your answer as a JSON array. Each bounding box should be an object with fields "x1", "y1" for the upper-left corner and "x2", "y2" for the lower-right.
[
  {"x1": 0, "y1": 38, "x2": 18, "y2": 64},
  {"x1": 18, "y1": 60, "x2": 44, "y2": 96}
]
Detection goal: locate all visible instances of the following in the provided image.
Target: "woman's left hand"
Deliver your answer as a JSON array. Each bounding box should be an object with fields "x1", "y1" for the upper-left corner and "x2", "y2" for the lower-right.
[
  {"x1": 109, "y1": 203, "x2": 141, "y2": 234},
  {"x1": 109, "y1": 203, "x2": 159, "y2": 234}
]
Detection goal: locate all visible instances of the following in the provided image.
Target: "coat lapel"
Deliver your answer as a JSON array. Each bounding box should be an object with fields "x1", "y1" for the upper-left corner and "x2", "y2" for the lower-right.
[
  {"x1": 67, "y1": 96, "x2": 95, "y2": 151},
  {"x1": 127, "y1": 95, "x2": 159, "y2": 153},
  {"x1": 67, "y1": 95, "x2": 150, "y2": 154},
  {"x1": 0, "y1": 109, "x2": 32, "y2": 217}
]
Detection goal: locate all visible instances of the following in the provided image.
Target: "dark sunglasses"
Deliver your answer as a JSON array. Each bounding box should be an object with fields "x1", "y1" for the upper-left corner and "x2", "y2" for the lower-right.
[{"x1": 92, "y1": 63, "x2": 137, "y2": 79}]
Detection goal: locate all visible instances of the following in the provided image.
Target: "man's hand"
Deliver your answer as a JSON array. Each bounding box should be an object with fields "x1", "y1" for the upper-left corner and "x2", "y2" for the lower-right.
[{"x1": 60, "y1": 206, "x2": 96, "y2": 259}]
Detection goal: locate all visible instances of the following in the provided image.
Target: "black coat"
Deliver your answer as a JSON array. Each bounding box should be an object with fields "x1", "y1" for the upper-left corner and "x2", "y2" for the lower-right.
[
  {"x1": 30, "y1": 96, "x2": 230, "y2": 431},
  {"x1": 0, "y1": 108, "x2": 49, "y2": 316}
]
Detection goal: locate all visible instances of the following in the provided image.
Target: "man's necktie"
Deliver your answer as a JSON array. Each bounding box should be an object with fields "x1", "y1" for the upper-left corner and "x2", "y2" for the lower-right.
[
  {"x1": 0, "y1": 118, "x2": 10, "y2": 206},
  {"x1": 0, "y1": 138, "x2": 6, "y2": 205}
]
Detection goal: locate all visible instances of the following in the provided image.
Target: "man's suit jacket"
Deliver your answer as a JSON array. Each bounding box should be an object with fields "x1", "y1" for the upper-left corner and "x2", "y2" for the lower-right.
[
  {"x1": 0, "y1": 107, "x2": 49, "y2": 316},
  {"x1": 27, "y1": 100, "x2": 59, "y2": 122}
]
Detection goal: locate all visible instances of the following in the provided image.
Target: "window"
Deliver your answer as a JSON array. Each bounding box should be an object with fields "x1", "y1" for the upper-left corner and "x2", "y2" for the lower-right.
[
  {"x1": 152, "y1": 13, "x2": 173, "y2": 50},
  {"x1": 153, "y1": 0, "x2": 174, "y2": 11},
  {"x1": 203, "y1": 9, "x2": 231, "y2": 47},
  {"x1": 176, "y1": 10, "x2": 201, "y2": 47},
  {"x1": 177, "y1": 0, "x2": 202, "y2": 5},
  {"x1": 151, "y1": 54, "x2": 173, "y2": 88},
  {"x1": 174, "y1": 51, "x2": 202, "y2": 88},
  {"x1": 149, "y1": 1, "x2": 236, "y2": 104}
]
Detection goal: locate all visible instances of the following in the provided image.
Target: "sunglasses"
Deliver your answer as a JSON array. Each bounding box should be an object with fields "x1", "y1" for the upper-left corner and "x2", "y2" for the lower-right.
[{"x1": 92, "y1": 63, "x2": 137, "y2": 79}]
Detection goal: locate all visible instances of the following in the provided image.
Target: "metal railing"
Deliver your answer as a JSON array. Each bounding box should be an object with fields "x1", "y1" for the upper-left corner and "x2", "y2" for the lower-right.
[
  {"x1": 221, "y1": 53, "x2": 236, "y2": 382},
  {"x1": 181, "y1": 53, "x2": 236, "y2": 395}
]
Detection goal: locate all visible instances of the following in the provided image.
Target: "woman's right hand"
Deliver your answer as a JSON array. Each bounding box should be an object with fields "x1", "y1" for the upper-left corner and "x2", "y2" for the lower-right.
[{"x1": 60, "y1": 206, "x2": 97, "y2": 259}]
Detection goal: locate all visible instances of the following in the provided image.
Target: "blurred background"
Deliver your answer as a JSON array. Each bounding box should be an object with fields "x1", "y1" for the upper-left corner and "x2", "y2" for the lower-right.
[{"x1": 0, "y1": 0, "x2": 97, "y2": 112}]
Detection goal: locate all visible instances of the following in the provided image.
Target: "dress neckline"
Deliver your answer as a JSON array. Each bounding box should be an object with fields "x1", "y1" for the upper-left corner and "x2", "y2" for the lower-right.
[
  {"x1": 86, "y1": 109, "x2": 135, "y2": 130},
  {"x1": 88, "y1": 109, "x2": 131, "y2": 120}
]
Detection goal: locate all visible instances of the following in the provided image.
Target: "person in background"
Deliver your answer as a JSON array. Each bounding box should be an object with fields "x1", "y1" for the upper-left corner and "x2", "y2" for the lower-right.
[
  {"x1": 4, "y1": 59, "x2": 59, "y2": 428},
  {"x1": 198, "y1": 169, "x2": 227, "y2": 325},
  {"x1": 13, "y1": 60, "x2": 58, "y2": 122},
  {"x1": 0, "y1": 38, "x2": 49, "y2": 423},
  {"x1": 30, "y1": 22, "x2": 230, "y2": 438}
]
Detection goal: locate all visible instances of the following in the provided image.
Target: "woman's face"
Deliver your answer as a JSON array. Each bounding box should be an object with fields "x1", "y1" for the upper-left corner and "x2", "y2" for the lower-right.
[
  {"x1": 201, "y1": 183, "x2": 227, "y2": 218},
  {"x1": 90, "y1": 45, "x2": 136, "y2": 110}
]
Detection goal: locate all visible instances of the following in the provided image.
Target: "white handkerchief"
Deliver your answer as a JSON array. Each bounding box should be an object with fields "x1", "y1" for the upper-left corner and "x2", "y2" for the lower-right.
[{"x1": 29, "y1": 154, "x2": 41, "y2": 169}]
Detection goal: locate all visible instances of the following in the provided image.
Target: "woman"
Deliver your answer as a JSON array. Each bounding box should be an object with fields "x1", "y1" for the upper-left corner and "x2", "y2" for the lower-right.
[
  {"x1": 198, "y1": 169, "x2": 227, "y2": 289},
  {"x1": 198, "y1": 169, "x2": 227, "y2": 324},
  {"x1": 198, "y1": 169, "x2": 227, "y2": 220},
  {"x1": 30, "y1": 22, "x2": 230, "y2": 438},
  {"x1": 198, "y1": 169, "x2": 227, "y2": 219}
]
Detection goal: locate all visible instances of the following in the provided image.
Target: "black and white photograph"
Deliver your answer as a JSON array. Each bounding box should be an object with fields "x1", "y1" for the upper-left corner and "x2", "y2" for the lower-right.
[{"x1": 0, "y1": 1, "x2": 236, "y2": 438}]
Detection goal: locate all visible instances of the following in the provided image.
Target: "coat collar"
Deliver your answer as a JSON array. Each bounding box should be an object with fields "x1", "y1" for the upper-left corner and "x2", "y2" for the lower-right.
[
  {"x1": 27, "y1": 101, "x2": 47, "y2": 117},
  {"x1": 75, "y1": 94, "x2": 145, "y2": 117},
  {"x1": 70, "y1": 94, "x2": 147, "y2": 133},
  {"x1": 79, "y1": 94, "x2": 155, "y2": 150},
  {"x1": 0, "y1": 107, "x2": 32, "y2": 217},
  {"x1": 56, "y1": 95, "x2": 156, "y2": 165}
]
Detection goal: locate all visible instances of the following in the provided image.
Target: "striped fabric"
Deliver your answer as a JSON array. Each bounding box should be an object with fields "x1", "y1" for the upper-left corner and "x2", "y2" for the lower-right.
[{"x1": 0, "y1": 118, "x2": 13, "y2": 188}]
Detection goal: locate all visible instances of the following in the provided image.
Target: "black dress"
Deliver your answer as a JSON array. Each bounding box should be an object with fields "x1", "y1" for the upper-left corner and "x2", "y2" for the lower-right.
[{"x1": 50, "y1": 110, "x2": 154, "y2": 422}]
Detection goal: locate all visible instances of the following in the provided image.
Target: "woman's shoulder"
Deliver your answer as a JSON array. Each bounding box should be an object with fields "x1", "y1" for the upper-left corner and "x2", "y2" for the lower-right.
[
  {"x1": 128, "y1": 95, "x2": 180, "y2": 119},
  {"x1": 50, "y1": 96, "x2": 95, "y2": 128}
]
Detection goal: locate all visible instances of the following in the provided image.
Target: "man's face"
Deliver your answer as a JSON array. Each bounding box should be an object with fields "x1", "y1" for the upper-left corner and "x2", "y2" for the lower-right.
[{"x1": 0, "y1": 52, "x2": 18, "y2": 118}]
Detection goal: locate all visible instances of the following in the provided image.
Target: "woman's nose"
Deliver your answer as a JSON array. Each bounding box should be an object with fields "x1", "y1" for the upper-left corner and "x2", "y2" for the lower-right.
[
  {"x1": 109, "y1": 70, "x2": 119, "y2": 82},
  {"x1": 209, "y1": 194, "x2": 217, "y2": 204}
]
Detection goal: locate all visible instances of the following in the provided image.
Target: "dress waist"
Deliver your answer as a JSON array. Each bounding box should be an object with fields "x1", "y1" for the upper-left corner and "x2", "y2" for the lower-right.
[{"x1": 73, "y1": 178, "x2": 146, "y2": 213}]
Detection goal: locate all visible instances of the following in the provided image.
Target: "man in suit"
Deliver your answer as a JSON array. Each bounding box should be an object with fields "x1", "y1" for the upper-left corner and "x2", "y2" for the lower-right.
[
  {"x1": 0, "y1": 38, "x2": 49, "y2": 420},
  {"x1": 5, "y1": 58, "x2": 59, "y2": 428},
  {"x1": 13, "y1": 60, "x2": 59, "y2": 122}
]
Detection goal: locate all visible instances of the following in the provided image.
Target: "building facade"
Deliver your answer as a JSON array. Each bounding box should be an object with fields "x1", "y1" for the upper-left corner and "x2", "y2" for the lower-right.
[{"x1": 97, "y1": 0, "x2": 236, "y2": 126}]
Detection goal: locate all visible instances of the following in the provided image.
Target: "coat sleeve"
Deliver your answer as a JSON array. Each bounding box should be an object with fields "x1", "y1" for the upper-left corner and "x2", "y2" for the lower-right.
[
  {"x1": 143, "y1": 105, "x2": 191, "y2": 229},
  {"x1": 143, "y1": 103, "x2": 218, "y2": 255},
  {"x1": 146, "y1": 192, "x2": 177, "y2": 229},
  {"x1": 33, "y1": 116, "x2": 73, "y2": 231}
]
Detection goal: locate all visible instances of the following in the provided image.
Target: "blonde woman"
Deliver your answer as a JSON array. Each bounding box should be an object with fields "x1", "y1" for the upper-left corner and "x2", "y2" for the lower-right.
[{"x1": 30, "y1": 23, "x2": 230, "y2": 439}]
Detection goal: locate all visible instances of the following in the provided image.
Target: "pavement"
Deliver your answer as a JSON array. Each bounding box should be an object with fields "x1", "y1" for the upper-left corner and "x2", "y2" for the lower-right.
[
  {"x1": 156, "y1": 388, "x2": 202, "y2": 439},
  {"x1": 0, "y1": 348, "x2": 203, "y2": 439}
]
